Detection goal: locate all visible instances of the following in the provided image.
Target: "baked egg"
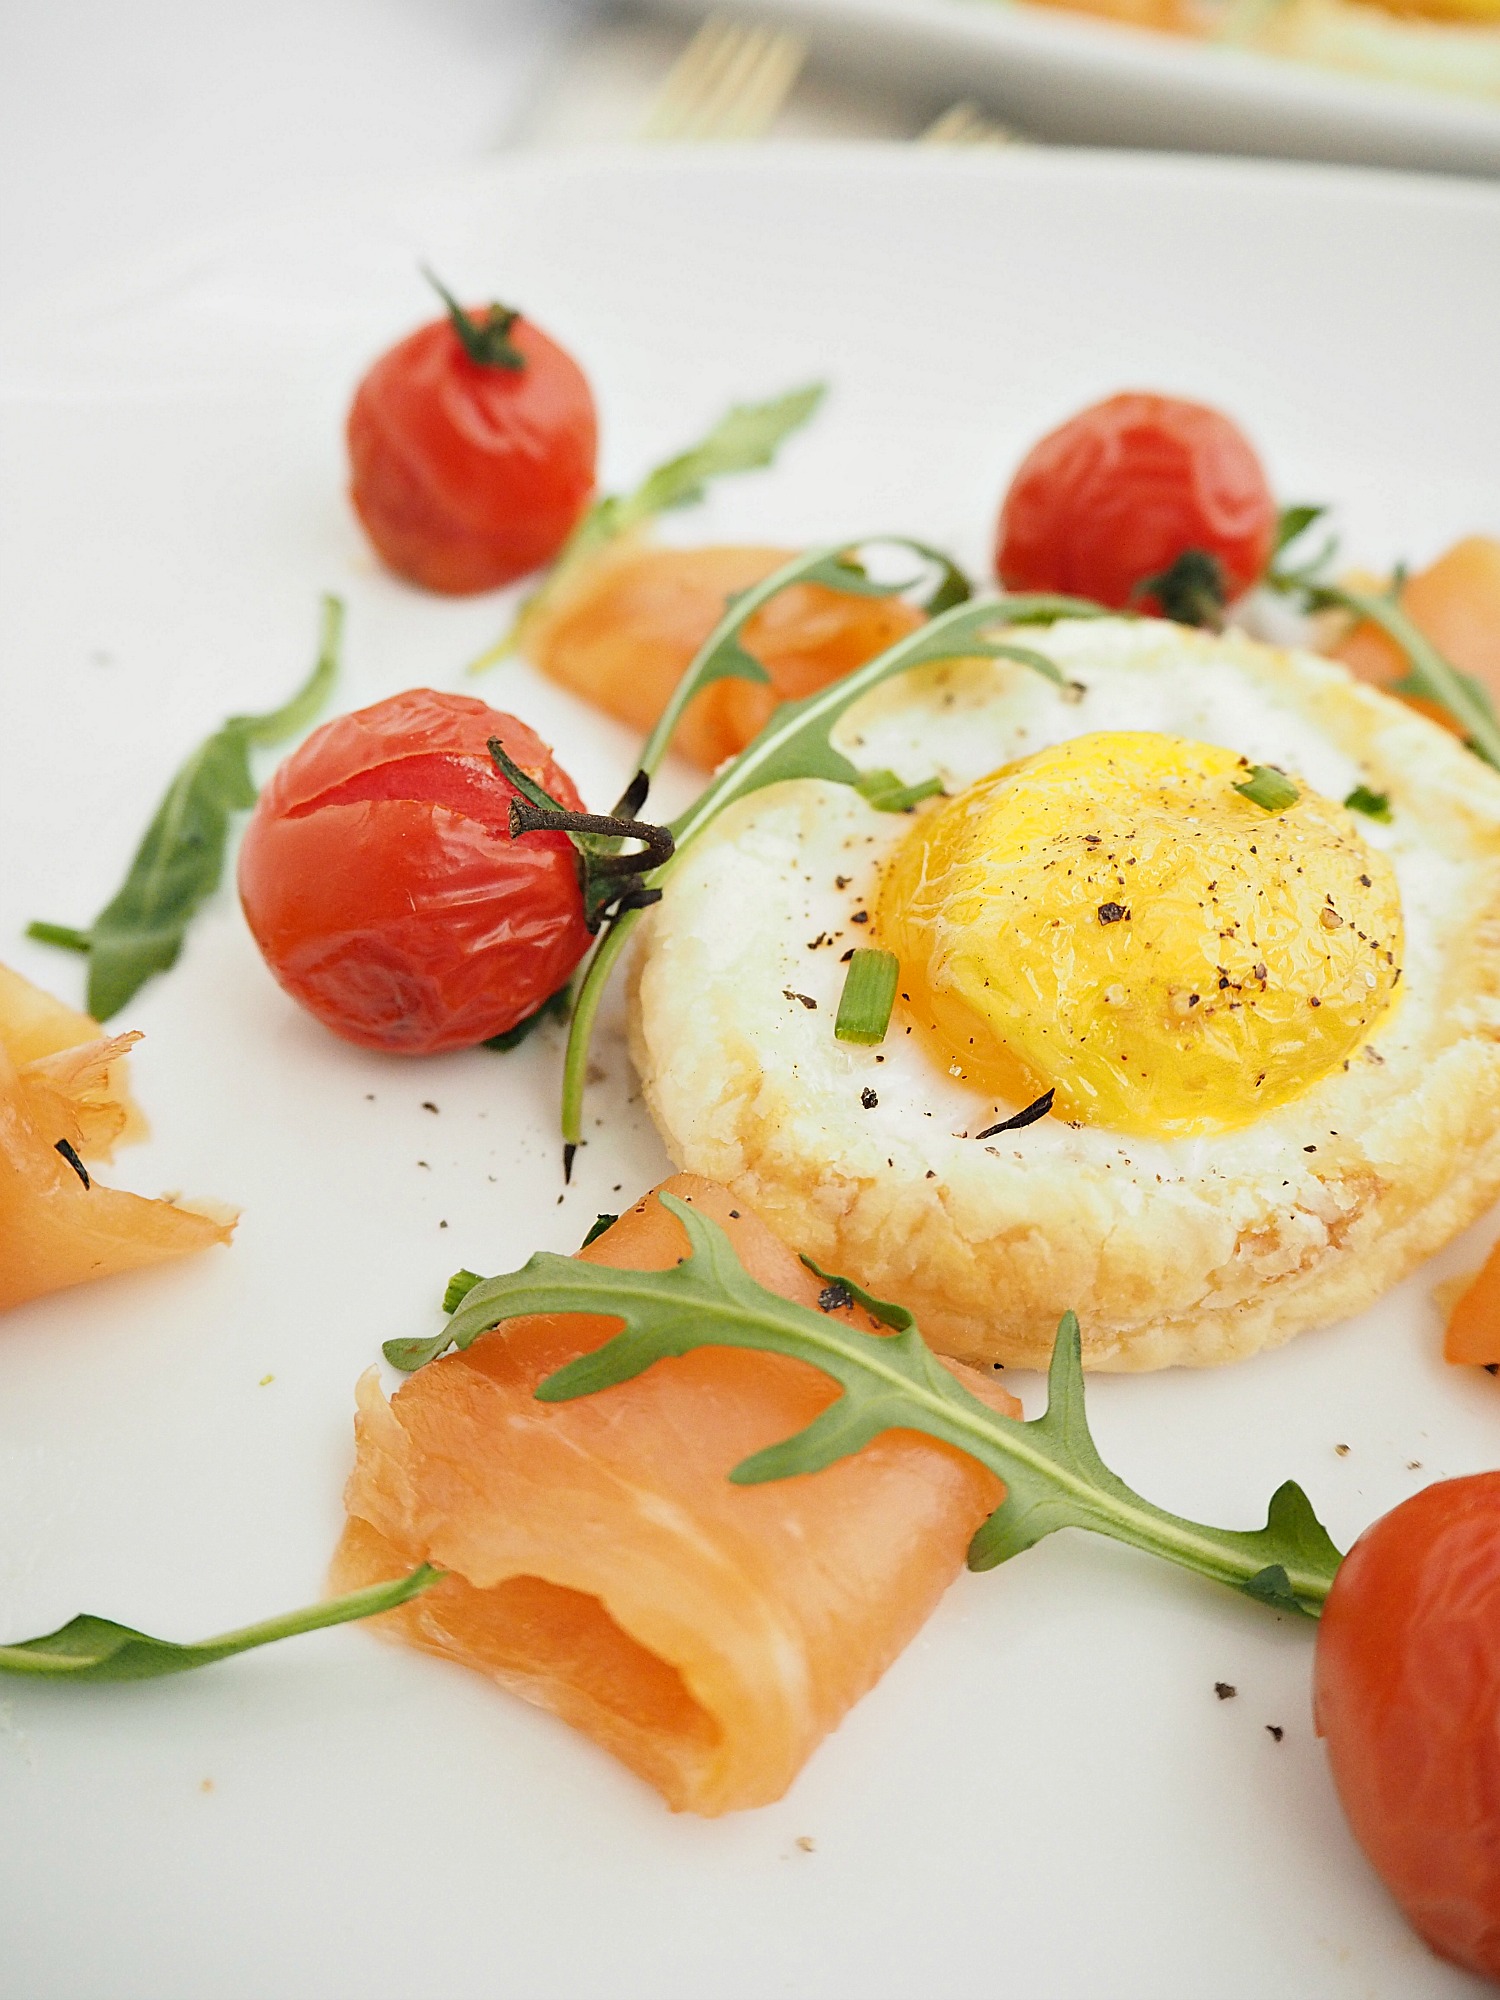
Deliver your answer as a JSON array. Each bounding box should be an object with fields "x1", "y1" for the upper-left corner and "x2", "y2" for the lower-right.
[{"x1": 630, "y1": 617, "x2": 1500, "y2": 1369}]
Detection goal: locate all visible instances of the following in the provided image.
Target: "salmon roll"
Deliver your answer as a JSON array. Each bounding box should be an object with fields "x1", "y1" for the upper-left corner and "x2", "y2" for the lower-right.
[{"x1": 331, "y1": 1175, "x2": 1016, "y2": 1815}]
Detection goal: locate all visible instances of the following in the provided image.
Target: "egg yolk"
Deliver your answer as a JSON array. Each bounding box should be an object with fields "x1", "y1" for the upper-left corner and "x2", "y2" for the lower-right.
[{"x1": 876, "y1": 731, "x2": 1403, "y2": 1137}]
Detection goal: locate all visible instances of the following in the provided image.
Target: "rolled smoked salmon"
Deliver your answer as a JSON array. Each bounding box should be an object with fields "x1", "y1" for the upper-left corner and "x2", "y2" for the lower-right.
[
  {"x1": 0, "y1": 962, "x2": 234, "y2": 1312},
  {"x1": 331, "y1": 1174, "x2": 1018, "y2": 1815},
  {"x1": 526, "y1": 543, "x2": 925, "y2": 771}
]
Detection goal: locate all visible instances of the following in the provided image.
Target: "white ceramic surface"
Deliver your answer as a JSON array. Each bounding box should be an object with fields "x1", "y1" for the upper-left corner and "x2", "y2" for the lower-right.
[
  {"x1": 644, "y1": 0, "x2": 1500, "y2": 175},
  {"x1": 2, "y1": 146, "x2": 1499, "y2": 2000}
]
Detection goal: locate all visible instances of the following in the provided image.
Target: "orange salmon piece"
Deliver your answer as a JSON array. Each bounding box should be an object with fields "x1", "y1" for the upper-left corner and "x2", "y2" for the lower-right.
[
  {"x1": 0, "y1": 962, "x2": 234, "y2": 1313},
  {"x1": 1445, "y1": 1237, "x2": 1500, "y2": 1366},
  {"x1": 331, "y1": 1174, "x2": 1017, "y2": 1815},
  {"x1": 1331, "y1": 537, "x2": 1500, "y2": 735},
  {"x1": 527, "y1": 544, "x2": 925, "y2": 770}
]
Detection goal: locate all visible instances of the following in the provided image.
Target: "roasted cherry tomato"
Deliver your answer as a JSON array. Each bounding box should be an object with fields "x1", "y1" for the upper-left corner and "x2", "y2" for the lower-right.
[
  {"x1": 238, "y1": 689, "x2": 592, "y2": 1053},
  {"x1": 1315, "y1": 1472, "x2": 1500, "y2": 1982},
  {"x1": 994, "y1": 392, "x2": 1278, "y2": 617},
  {"x1": 347, "y1": 284, "x2": 597, "y2": 595}
]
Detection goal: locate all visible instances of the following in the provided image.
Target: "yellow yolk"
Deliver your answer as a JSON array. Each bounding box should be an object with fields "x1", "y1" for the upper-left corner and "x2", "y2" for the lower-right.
[{"x1": 876, "y1": 731, "x2": 1404, "y2": 1137}]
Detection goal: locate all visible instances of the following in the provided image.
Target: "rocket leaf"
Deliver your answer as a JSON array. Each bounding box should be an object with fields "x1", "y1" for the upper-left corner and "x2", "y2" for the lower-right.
[
  {"x1": 385, "y1": 1193, "x2": 1340, "y2": 1617},
  {"x1": 28, "y1": 595, "x2": 342, "y2": 1019},
  {"x1": 471, "y1": 384, "x2": 829, "y2": 670},
  {"x1": 0, "y1": 1563, "x2": 441, "y2": 1683}
]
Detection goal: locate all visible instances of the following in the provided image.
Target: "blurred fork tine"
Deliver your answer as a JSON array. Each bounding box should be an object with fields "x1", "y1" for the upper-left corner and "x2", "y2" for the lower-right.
[
  {"x1": 641, "y1": 16, "x2": 808, "y2": 142},
  {"x1": 920, "y1": 99, "x2": 1020, "y2": 147}
]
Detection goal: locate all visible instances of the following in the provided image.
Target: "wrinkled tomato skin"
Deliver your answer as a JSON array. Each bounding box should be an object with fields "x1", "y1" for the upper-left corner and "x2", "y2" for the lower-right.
[
  {"x1": 994, "y1": 392, "x2": 1277, "y2": 612},
  {"x1": 238, "y1": 690, "x2": 592, "y2": 1054},
  {"x1": 347, "y1": 312, "x2": 597, "y2": 595},
  {"x1": 1315, "y1": 1472, "x2": 1500, "y2": 1981}
]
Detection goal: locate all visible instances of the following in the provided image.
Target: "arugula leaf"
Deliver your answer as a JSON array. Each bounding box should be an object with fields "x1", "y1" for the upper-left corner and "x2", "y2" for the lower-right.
[
  {"x1": 1273, "y1": 504, "x2": 1329, "y2": 558},
  {"x1": 559, "y1": 572, "x2": 1109, "y2": 1150},
  {"x1": 28, "y1": 596, "x2": 342, "y2": 1020},
  {"x1": 0, "y1": 1564, "x2": 440, "y2": 1683},
  {"x1": 385, "y1": 1194, "x2": 1340, "y2": 1616},
  {"x1": 471, "y1": 385, "x2": 828, "y2": 671},
  {"x1": 853, "y1": 770, "x2": 945, "y2": 813}
]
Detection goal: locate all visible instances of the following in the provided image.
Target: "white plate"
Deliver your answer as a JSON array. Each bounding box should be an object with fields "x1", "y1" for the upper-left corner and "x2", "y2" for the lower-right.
[
  {"x1": 2, "y1": 146, "x2": 1499, "y2": 2000},
  {"x1": 644, "y1": 0, "x2": 1500, "y2": 176}
]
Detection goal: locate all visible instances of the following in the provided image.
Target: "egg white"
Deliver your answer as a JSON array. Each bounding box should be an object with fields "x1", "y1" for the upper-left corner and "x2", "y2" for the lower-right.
[{"x1": 630, "y1": 617, "x2": 1500, "y2": 1369}]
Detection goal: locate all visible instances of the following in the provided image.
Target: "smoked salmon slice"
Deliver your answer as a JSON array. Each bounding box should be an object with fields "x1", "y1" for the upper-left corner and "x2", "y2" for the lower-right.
[
  {"x1": 1331, "y1": 536, "x2": 1500, "y2": 734},
  {"x1": 526, "y1": 544, "x2": 925, "y2": 771},
  {"x1": 331, "y1": 1174, "x2": 1018, "y2": 1815},
  {"x1": 0, "y1": 962, "x2": 234, "y2": 1313}
]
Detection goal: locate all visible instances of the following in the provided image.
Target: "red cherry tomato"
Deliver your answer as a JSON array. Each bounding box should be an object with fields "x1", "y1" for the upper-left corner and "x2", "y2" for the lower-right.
[
  {"x1": 994, "y1": 392, "x2": 1278, "y2": 614},
  {"x1": 1315, "y1": 1472, "x2": 1500, "y2": 1982},
  {"x1": 238, "y1": 689, "x2": 592, "y2": 1054},
  {"x1": 347, "y1": 297, "x2": 597, "y2": 595}
]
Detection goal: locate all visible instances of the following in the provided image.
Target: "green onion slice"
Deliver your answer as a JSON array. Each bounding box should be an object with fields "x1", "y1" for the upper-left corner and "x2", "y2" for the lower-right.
[
  {"x1": 835, "y1": 948, "x2": 900, "y2": 1046},
  {"x1": 1344, "y1": 785, "x2": 1392, "y2": 823},
  {"x1": 1233, "y1": 765, "x2": 1299, "y2": 814}
]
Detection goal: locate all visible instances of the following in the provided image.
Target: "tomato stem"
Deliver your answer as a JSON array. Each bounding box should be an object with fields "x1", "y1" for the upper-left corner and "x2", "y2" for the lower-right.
[
  {"x1": 490, "y1": 737, "x2": 674, "y2": 932},
  {"x1": 422, "y1": 266, "x2": 526, "y2": 372},
  {"x1": 1133, "y1": 548, "x2": 1227, "y2": 629},
  {"x1": 507, "y1": 798, "x2": 675, "y2": 876}
]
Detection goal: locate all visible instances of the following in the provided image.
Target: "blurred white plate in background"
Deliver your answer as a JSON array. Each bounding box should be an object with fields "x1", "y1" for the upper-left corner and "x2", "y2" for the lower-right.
[{"x1": 644, "y1": 0, "x2": 1500, "y2": 174}]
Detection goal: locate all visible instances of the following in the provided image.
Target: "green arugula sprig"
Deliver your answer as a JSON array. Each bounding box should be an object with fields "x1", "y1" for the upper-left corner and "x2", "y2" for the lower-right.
[
  {"x1": 28, "y1": 596, "x2": 342, "y2": 1020},
  {"x1": 557, "y1": 562, "x2": 1107, "y2": 1162},
  {"x1": 1267, "y1": 510, "x2": 1500, "y2": 772},
  {"x1": 384, "y1": 1194, "x2": 1340, "y2": 1616},
  {"x1": 0, "y1": 1564, "x2": 440, "y2": 1683},
  {"x1": 471, "y1": 384, "x2": 829, "y2": 672}
]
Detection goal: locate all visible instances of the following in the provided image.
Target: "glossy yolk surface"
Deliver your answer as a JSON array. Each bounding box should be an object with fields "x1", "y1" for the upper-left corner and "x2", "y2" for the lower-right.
[{"x1": 877, "y1": 731, "x2": 1404, "y2": 1137}]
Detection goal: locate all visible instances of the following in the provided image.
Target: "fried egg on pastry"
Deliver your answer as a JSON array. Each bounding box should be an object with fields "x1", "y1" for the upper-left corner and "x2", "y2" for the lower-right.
[{"x1": 629, "y1": 616, "x2": 1500, "y2": 1370}]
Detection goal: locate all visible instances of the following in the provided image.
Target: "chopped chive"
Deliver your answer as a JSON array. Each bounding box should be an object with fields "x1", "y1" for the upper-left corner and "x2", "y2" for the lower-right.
[
  {"x1": 1344, "y1": 785, "x2": 1391, "y2": 823},
  {"x1": 835, "y1": 948, "x2": 899, "y2": 1046},
  {"x1": 1233, "y1": 765, "x2": 1299, "y2": 814},
  {"x1": 855, "y1": 769, "x2": 945, "y2": 814},
  {"x1": 581, "y1": 1214, "x2": 619, "y2": 1249},
  {"x1": 26, "y1": 921, "x2": 91, "y2": 953},
  {"x1": 441, "y1": 1269, "x2": 484, "y2": 1314}
]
